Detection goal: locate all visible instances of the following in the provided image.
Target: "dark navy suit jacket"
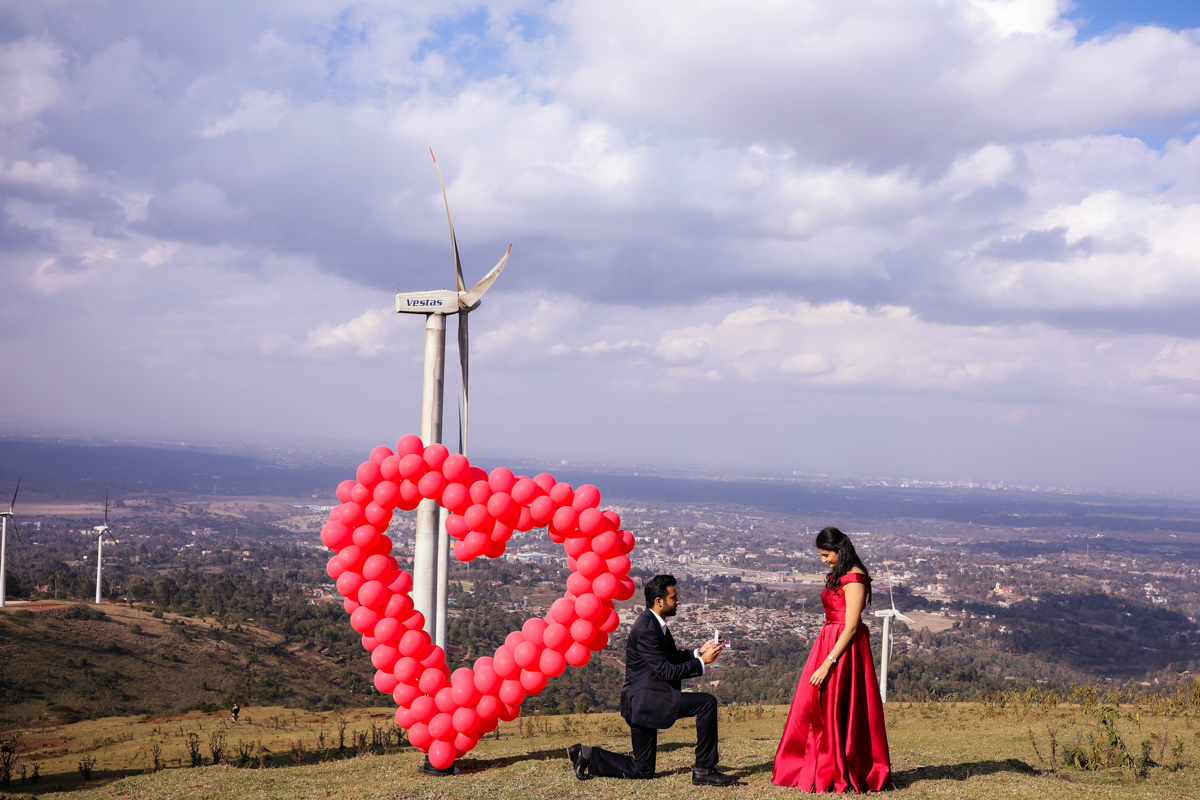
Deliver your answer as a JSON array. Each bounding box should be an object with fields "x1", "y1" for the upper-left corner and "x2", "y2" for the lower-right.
[{"x1": 620, "y1": 609, "x2": 704, "y2": 729}]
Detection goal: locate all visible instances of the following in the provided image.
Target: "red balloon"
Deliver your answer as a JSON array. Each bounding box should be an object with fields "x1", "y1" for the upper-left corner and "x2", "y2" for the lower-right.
[
  {"x1": 357, "y1": 460, "x2": 383, "y2": 489},
  {"x1": 343, "y1": 598, "x2": 359, "y2": 615},
  {"x1": 533, "y1": 472, "x2": 557, "y2": 492},
  {"x1": 398, "y1": 453, "x2": 427, "y2": 480},
  {"x1": 565, "y1": 641, "x2": 591, "y2": 667},
  {"x1": 362, "y1": 554, "x2": 391, "y2": 582},
  {"x1": 476, "y1": 693, "x2": 502, "y2": 720},
  {"x1": 362, "y1": 634, "x2": 379, "y2": 651},
  {"x1": 578, "y1": 507, "x2": 605, "y2": 535},
  {"x1": 442, "y1": 453, "x2": 470, "y2": 482},
  {"x1": 466, "y1": 466, "x2": 489, "y2": 485},
  {"x1": 548, "y1": 529, "x2": 567, "y2": 544},
  {"x1": 552, "y1": 507, "x2": 579, "y2": 533},
  {"x1": 420, "y1": 645, "x2": 446, "y2": 670},
  {"x1": 321, "y1": 521, "x2": 354, "y2": 551},
  {"x1": 575, "y1": 593, "x2": 603, "y2": 621},
  {"x1": 522, "y1": 617, "x2": 549, "y2": 646},
  {"x1": 516, "y1": 507, "x2": 534, "y2": 532},
  {"x1": 566, "y1": 572, "x2": 593, "y2": 596},
  {"x1": 370, "y1": 445, "x2": 394, "y2": 464},
  {"x1": 597, "y1": 606, "x2": 621, "y2": 633},
  {"x1": 454, "y1": 732, "x2": 478, "y2": 755},
  {"x1": 493, "y1": 646, "x2": 520, "y2": 679},
  {"x1": 490, "y1": 522, "x2": 513, "y2": 543},
  {"x1": 429, "y1": 739, "x2": 455, "y2": 768},
  {"x1": 396, "y1": 434, "x2": 425, "y2": 458},
  {"x1": 336, "y1": 570, "x2": 365, "y2": 599},
  {"x1": 606, "y1": 555, "x2": 632, "y2": 576},
  {"x1": 616, "y1": 577, "x2": 636, "y2": 601},
  {"x1": 372, "y1": 644, "x2": 400, "y2": 671},
  {"x1": 488, "y1": 467, "x2": 516, "y2": 493},
  {"x1": 474, "y1": 665, "x2": 502, "y2": 695},
  {"x1": 435, "y1": 686, "x2": 458, "y2": 713},
  {"x1": 591, "y1": 573, "x2": 619, "y2": 600},
  {"x1": 350, "y1": 483, "x2": 373, "y2": 505},
  {"x1": 394, "y1": 706, "x2": 415, "y2": 729},
  {"x1": 326, "y1": 555, "x2": 347, "y2": 580},
  {"x1": 445, "y1": 513, "x2": 469, "y2": 539},
  {"x1": 337, "y1": 502, "x2": 366, "y2": 527},
  {"x1": 357, "y1": 580, "x2": 388, "y2": 611},
  {"x1": 487, "y1": 491, "x2": 515, "y2": 521},
  {"x1": 514, "y1": 641, "x2": 540, "y2": 669},
  {"x1": 549, "y1": 598, "x2": 578, "y2": 626},
  {"x1": 529, "y1": 496, "x2": 557, "y2": 525},
  {"x1": 364, "y1": 502, "x2": 392, "y2": 527},
  {"x1": 374, "y1": 669, "x2": 400, "y2": 694},
  {"x1": 588, "y1": 630, "x2": 610, "y2": 651},
  {"x1": 394, "y1": 683, "x2": 422, "y2": 707},
  {"x1": 428, "y1": 712, "x2": 454, "y2": 741},
  {"x1": 441, "y1": 482, "x2": 470, "y2": 513},
  {"x1": 591, "y1": 530, "x2": 619, "y2": 558},
  {"x1": 373, "y1": 480, "x2": 401, "y2": 509},
  {"x1": 499, "y1": 679, "x2": 526, "y2": 706},
  {"x1": 451, "y1": 667, "x2": 475, "y2": 687},
  {"x1": 423, "y1": 443, "x2": 450, "y2": 471},
  {"x1": 418, "y1": 471, "x2": 447, "y2": 499},
  {"x1": 570, "y1": 618, "x2": 597, "y2": 643},
  {"x1": 476, "y1": 715, "x2": 498, "y2": 735},
  {"x1": 389, "y1": 570, "x2": 413, "y2": 594},
  {"x1": 468, "y1": 480, "x2": 493, "y2": 505},
  {"x1": 380, "y1": 455, "x2": 401, "y2": 482},
  {"x1": 452, "y1": 680, "x2": 480, "y2": 707},
  {"x1": 618, "y1": 530, "x2": 636, "y2": 554},
  {"x1": 577, "y1": 552, "x2": 605, "y2": 579},
  {"x1": 464, "y1": 503, "x2": 491, "y2": 531},
  {"x1": 399, "y1": 479, "x2": 422, "y2": 506},
  {"x1": 399, "y1": 628, "x2": 429, "y2": 658},
  {"x1": 564, "y1": 537, "x2": 592, "y2": 559},
  {"x1": 351, "y1": 606, "x2": 382, "y2": 634},
  {"x1": 460, "y1": 531, "x2": 489, "y2": 561},
  {"x1": 498, "y1": 701, "x2": 521, "y2": 722},
  {"x1": 453, "y1": 706, "x2": 480, "y2": 734},
  {"x1": 505, "y1": 630, "x2": 525, "y2": 651},
  {"x1": 543, "y1": 622, "x2": 571, "y2": 651},
  {"x1": 408, "y1": 721, "x2": 433, "y2": 750},
  {"x1": 374, "y1": 616, "x2": 402, "y2": 645},
  {"x1": 510, "y1": 478, "x2": 539, "y2": 505},
  {"x1": 539, "y1": 647, "x2": 567, "y2": 677},
  {"x1": 369, "y1": 534, "x2": 393, "y2": 556},
  {"x1": 402, "y1": 610, "x2": 426, "y2": 630},
  {"x1": 549, "y1": 482, "x2": 574, "y2": 506},
  {"x1": 520, "y1": 668, "x2": 548, "y2": 693},
  {"x1": 419, "y1": 667, "x2": 448, "y2": 695},
  {"x1": 485, "y1": 538, "x2": 506, "y2": 559},
  {"x1": 572, "y1": 484, "x2": 601, "y2": 511},
  {"x1": 393, "y1": 656, "x2": 421, "y2": 684},
  {"x1": 336, "y1": 480, "x2": 357, "y2": 504},
  {"x1": 602, "y1": 510, "x2": 621, "y2": 530}
]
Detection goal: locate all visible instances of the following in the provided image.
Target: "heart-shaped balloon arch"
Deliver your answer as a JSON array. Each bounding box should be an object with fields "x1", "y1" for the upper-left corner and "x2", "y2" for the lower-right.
[{"x1": 321, "y1": 434, "x2": 637, "y2": 769}]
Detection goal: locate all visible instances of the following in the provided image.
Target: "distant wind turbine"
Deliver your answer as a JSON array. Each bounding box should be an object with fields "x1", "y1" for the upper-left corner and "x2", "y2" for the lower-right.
[
  {"x1": 0, "y1": 479, "x2": 21, "y2": 608},
  {"x1": 92, "y1": 495, "x2": 118, "y2": 605},
  {"x1": 394, "y1": 150, "x2": 511, "y2": 652},
  {"x1": 874, "y1": 565, "x2": 914, "y2": 703}
]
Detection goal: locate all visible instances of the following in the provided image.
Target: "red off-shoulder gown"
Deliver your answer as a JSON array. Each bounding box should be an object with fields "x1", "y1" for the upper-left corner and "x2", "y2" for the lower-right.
[{"x1": 772, "y1": 573, "x2": 892, "y2": 792}]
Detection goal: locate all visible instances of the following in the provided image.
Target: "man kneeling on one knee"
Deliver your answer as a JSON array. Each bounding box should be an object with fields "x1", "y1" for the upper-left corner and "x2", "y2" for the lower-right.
[{"x1": 568, "y1": 574, "x2": 737, "y2": 786}]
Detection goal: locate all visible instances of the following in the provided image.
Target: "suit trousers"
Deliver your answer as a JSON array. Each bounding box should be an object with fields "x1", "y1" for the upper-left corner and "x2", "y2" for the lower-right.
[{"x1": 588, "y1": 692, "x2": 719, "y2": 779}]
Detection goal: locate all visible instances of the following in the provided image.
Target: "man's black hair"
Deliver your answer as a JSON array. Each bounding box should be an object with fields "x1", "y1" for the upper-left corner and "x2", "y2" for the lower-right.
[{"x1": 644, "y1": 574, "x2": 676, "y2": 608}]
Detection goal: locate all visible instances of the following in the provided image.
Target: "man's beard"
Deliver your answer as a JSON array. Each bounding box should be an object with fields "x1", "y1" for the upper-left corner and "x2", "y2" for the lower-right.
[{"x1": 663, "y1": 604, "x2": 677, "y2": 617}]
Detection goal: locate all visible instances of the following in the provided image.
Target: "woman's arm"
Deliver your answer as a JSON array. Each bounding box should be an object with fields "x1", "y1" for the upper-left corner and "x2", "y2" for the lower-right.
[{"x1": 808, "y1": 581, "x2": 867, "y2": 686}]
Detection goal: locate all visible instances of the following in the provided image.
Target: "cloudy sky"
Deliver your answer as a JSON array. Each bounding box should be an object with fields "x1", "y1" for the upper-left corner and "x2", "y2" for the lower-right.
[{"x1": 3, "y1": 0, "x2": 1200, "y2": 492}]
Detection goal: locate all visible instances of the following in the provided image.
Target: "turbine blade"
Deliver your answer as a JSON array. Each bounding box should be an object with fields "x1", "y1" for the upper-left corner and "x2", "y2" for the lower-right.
[
  {"x1": 10, "y1": 517, "x2": 20, "y2": 543},
  {"x1": 461, "y1": 244, "x2": 511, "y2": 308},
  {"x1": 431, "y1": 149, "x2": 466, "y2": 294},
  {"x1": 104, "y1": 493, "x2": 109, "y2": 526},
  {"x1": 895, "y1": 612, "x2": 915, "y2": 624},
  {"x1": 10, "y1": 477, "x2": 19, "y2": 512},
  {"x1": 458, "y1": 310, "x2": 469, "y2": 456}
]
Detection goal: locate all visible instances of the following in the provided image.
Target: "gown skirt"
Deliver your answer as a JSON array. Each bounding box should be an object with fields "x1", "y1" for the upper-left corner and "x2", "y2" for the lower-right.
[{"x1": 772, "y1": 573, "x2": 892, "y2": 793}]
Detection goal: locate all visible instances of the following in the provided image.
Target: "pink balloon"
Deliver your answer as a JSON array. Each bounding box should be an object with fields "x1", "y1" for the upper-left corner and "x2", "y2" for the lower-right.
[
  {"x1": 514, "y1": 641, "x2": 540, "y2": 669},
  {"x1": 441, "y1": 483, "x2": 470, "y2": 514},
  {"x1": 499, "y1": 679, "x2": 526, "y2": 706},
  {"x1": 588, "y1": 630, "x2": 610, "y2": 651},
  {"x1": 617, "y1": 530, "x2": 636, "y2": 554},
  {"x1": 616, "y1": 576, "x2": 637, "y2": 601},
  {"x1": 411, "y1": 695, "x2": 437, "y2": 724},
  {"x1": 396, "y1": 434, "x2": 424, "y2": 458},
  {"x1": 423, "y1": 443, "x2": 450, "y2": 471},
  {"x1": 374, "y1": 616, "x2": 402, "y2": 646},
  {"x1": 516, "y1": 507, "x2": 534, "y2": 532},
  {"x1": 336, "y1": 480, "x2": 357, "y2": 504},
  {"x1": 572, "y1": 484, "x2": 601, "y2": 511},
  {"x1": 402, "y1": 610, "x2": 426, "y2": 631},
  {"x1": 408, "y1": 721, "x2": 433, "y2": 751},
  {"x1": 452, "y1": 680, "x2": 480, "y2": 707},
  {"x1": 394, "y1": 683, "x2": 422, "y2": 708},
  {"x1": 549, "y1": 598, "x2": 577, "y2": 626},
  {"x1": 577, "y1": 552, "x2": 605, "y2": 579},
  {"x1": 549, "y1": 482, "x2": 574, "y2": 507},
  {"x1": 564, "y1": 537, "x2": 592, "y2": 559},
  {"x1": 399, "y1": 629, "x2": 429, "y2": 658},
  {"x1": 464, "y1": 504, "x2": 491, "y2": 531},
  {"x1": 435, "y1": 686, "x2": 458, "y2": 714},
  {"x1": 552, "y1": 507, "x2": 579, "y2": 533},
  {"x1": 453, "y1": 707, "x2": 480, "y2": 734},
  {"x1": 566, "y1": 572, "x2": 593, "y2": 596},
  {"x1": 454, "y1": 732, "x2": 478, "y2": 755},
  {"x1": 462, "y1": 530, "x2": 489, "y2": 557},
  {"x1": 575, "y1": 593, "x2": 603, "y2": 621},
  {"x1": 490, "y1": 522, "x2": 513, "y2": 543},
  {"x1": 337, "y1": 502, "x2": 366, "y2": 527},
  {"x1": 343, "y1": 598, "x2": 358, "y2": 615},
  {"x1": 606, "y1": 555, "x2": 632, "y2": 576},
  {"x1": 578, "y1": 507, "x2": 605, "y2": 535},
  {"x1": 337, "y1": 570, "x2": 364, "y2": 600},
  {"x1": 474, "y1": 665, "x2": 502, "y2": 695},
  {"x1": 442, "y1": 453, "x2": 470, "y2": 483},
  {"x1": 602, "y1": 510, "x2": 621, "y2": 530},
  {"x1": 487, "y1": 491, "x2": 515, "y2": 521},
  {"x1": 372, "y1": 644, "x2": 400, "y2": 672},
  {"x1": 418, "y1": 471, "x2": 447, "y2": 499},
  {"x1": 393, "y1": 656, "x2": 421, "y2": 684},
  {"x1": 357, "y1": 580, "x2": 388, "y2": 611},
  {"x1": 475, "y1": 693, "x2": 501, "y2": 720},
  {"x1": 597, "y1": 606, "x2": 621, "y2": 633},
  {"x1": 420, "y1": 645, "x2": 445, "y2": 670},
  {"x1": 510, "y1": 478, "x2": 539, "y2": 505},
  {"x1": 570, "y1": 618, "x2": 597, "y2": 643},
  {"x1": 543, "y1": 622, "x2": 571, "y2": 651},
  {"x1": 529, "y1": 496, "x2": 557, "y2": 525},
  {"x1": 428, "y1": 739, "x2": 454, "y2": 768},
  {"x1": 362, "y1": 634, "x2": 379, "y2": 651},
  {"x1": 476, "y1": 715, "x2": 498, "y2": 735},
  {"x1": 522, "y1": 617, "x2": 549, "y2": 646},
  {"x1": 565, "y1": 641, "x2": 591, "y2": 667},
  {"x1": 533, "y1": 473, "x2": 557, "y2": 493},
  {"x1": 394, "y1": 706, "x2": 415, "y2": 729},
  {"x1": 362, "y1": 554, "x2": 392, "y2": 582},
  {"x1": 357, "y1": 460, "x2": 383, "y2": 489},
  {"x1": 505, "y1": 631, "x2": 526, "y2": 650},
  {"x1": 350, "y1": 483, "x2": 372, "y2": 505},
  {"x1": 445, "y1": 513, "x2": 469, "y2": 539},
  {"x1": 493, "y1": 646, "x2": 520, "y2": 679},
  {"x1": 487, "y1": 467, "x2": 515, "y2": 493},
  {"x1": 374, "y1": 669, "x2": 400, "y2": 694},
  {"x1": 373, "y1": 480, "x2": 401, "y2": 509},
  {"x1": 539, "y1": 647, "x2": 567, "y2": 677},
  {"x1": 398, "y1": 453, "x2": 427, "y2": 480},
  {"x1": 498, "y1": 701, "x2": 521, "y2": 722},
  {"x1": 326, "y1": 555, "x2": 347, "y2": 580},
  {"x1": 380, "y1": 455, "x2": 401, "y2": 482},
  {"x1": 591, "y1": 573, "x2": 619, "y2": 600},
  {"x1": 321, "y1": 521, "x2": 354, "y2": 551},
  {"x1": 419, "y1": 668, "x2": 448, "y2": 696},
  {"x1": 399, "y1": 479, "x2": 422, "y2": 506},
  {"x1": 385, "y1": 594, "x2": 413, "y2": 620},
  {"x1": 429, "y1": 711, "x2": 454, "y2": 741},
  {"x1": 520, "y1": 668, "x2": 548, "y2": 693}
]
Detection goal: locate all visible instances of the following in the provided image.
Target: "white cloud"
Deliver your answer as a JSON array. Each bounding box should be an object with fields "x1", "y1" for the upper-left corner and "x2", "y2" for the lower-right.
[{"x1": 200, "y1": 90, "x2": 292, "y2": 137}]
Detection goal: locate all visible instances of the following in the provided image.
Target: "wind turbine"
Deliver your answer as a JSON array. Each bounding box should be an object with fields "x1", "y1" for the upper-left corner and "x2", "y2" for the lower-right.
[
  {"x1": 0, "y1": 479, "x2": 20, "y2": 608},
  {"x1": 394, "y1": 151, "x2": 511, "y2": 651},
  {"x1": 92, "y1": 495, "x2": 118, "y2": 605},
  {"x1": 873, "y1": 565, "x2": 913, "y2": 703}
]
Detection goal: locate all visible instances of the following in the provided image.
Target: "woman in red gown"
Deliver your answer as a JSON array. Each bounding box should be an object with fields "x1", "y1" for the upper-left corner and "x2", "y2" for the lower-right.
[{"x1": 773, "y1": 527, "x2": 892, "y2": 792}]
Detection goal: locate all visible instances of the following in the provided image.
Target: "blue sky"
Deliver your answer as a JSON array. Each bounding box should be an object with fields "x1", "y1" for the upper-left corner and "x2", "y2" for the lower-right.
[{"x1": 3, "y1": 1, "x2": 1200, "y2": 493}]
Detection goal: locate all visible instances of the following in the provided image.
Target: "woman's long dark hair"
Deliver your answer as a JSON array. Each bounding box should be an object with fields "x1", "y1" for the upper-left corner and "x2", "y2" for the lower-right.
[{"x1": 817, "y1": 526, "x2": 871, "y2": 603}]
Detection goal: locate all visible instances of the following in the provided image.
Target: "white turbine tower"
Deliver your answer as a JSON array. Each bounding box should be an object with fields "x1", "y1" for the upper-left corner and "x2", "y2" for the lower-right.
[
  {"x1": 92, "y1": 495, "x2": 118, "y2": 605},
  {"x1": 395, "y1": 151, "x2": 510, "y2": 651},
  {"x1": 0, "y1": 479, "x2": 21, "y2": 608},
  {"x1": 874, "y1": 565, "x2": 913, "y2": 703}
]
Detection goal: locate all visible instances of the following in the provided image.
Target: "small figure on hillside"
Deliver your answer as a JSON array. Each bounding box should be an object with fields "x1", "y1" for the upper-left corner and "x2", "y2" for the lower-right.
[{"x1": 231, "y1": 703, "x2": 240, "y2": 723}]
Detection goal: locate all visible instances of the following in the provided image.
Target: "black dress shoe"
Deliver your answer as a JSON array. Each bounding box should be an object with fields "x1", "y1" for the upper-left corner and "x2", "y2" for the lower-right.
[
  {"x1": 692, "y1": 767, "x2": 738, "y2": 786},
  {"x1": 566, "y1": 744, "x2": 590, "y2": 780}
]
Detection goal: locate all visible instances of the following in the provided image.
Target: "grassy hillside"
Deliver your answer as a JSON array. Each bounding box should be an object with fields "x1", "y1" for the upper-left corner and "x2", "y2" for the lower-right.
[
  {"x1": 0, "y1": 700, "x2": 1197, "y2": 800},
  {"x1": 0, "y1": 603, "x2": 372, "y2": 726}
]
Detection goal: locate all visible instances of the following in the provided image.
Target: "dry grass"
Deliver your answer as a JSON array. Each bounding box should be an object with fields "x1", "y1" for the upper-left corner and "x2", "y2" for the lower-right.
[{"x1": 0, "y1": 700, "x2": 1196, "y2": 800}]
